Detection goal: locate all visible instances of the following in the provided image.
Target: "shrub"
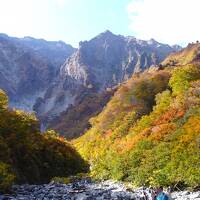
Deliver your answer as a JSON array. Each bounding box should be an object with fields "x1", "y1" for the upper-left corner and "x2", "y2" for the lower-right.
[{"x1": 169, "y1": 65, "x2": 200, "y2": 96}]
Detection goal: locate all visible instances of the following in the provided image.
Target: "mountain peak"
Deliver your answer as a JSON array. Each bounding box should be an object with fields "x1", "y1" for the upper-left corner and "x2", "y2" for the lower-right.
[
  {"x1": 62, "y1": 31, "x2": 179, "y2": 94},
  {"x1": 102, "y1": 30, "x2": 114, "y2": 35},
  {"x1": 148, "y1": 38, "x2": 159, "y2": 44},
  {"x1": 79, "y1": 30, "x2": 118, "y2": 48},
  {"x1": 150, "y1": 38, "x2": 156, "y2": 42},
  {"x1": 96, "y1": 30, "x2": 117, "y2": 39}
]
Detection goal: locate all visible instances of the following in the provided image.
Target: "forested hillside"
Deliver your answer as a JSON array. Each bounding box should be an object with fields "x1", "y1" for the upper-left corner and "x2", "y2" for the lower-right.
[
  {"x1": 0, "y1": 90, "x2": 88, "y2": 192},
  {"x1": 74, "y1": 43, "x2": 200, "y2": 188}
]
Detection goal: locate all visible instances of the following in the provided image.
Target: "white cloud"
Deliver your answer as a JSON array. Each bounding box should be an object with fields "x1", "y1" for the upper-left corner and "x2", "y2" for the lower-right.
[{"x1": 127, "y1": 0, "x2": 200, "y2": 45}]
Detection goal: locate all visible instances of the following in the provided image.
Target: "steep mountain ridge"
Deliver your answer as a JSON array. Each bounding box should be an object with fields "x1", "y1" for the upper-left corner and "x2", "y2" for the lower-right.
[
  {"x1": 37, "y1": 31, "x2": 180, "y2": 134},
  {"x1": 0, "y1": 33, "x2": 75, "y2": 111},
  {"x1": 60, "y1": 30, "x2": 180, "y2": 91}
]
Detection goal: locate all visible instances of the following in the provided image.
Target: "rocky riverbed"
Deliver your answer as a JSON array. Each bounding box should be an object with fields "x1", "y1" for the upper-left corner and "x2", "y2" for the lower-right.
[{"x1": 0, "y1": 180, "x2": 199, "y2": 200}]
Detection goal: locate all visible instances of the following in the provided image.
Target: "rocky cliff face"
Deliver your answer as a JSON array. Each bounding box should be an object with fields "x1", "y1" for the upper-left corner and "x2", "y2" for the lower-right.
[
  {"x1": 37, "y1": 31, "x2": 181, "y2": 134},
  {"x1": 0, "y1": 33, "x2": 75, "y2": 111},
  {"x1": 60, "y1": 31, "x2": 181, "y2": 91},
  {"x1": 0, "y1": 31, "x2": 181, "y2": 136}
]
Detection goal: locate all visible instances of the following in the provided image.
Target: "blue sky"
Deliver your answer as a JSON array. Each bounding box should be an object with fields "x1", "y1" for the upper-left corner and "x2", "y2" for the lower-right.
[
  {"x1": 0, "y1": 0, "x2": 132, "y2": 47},
  {"x1": 0, "y1": 0, "x2": 199, "y2": 47}
]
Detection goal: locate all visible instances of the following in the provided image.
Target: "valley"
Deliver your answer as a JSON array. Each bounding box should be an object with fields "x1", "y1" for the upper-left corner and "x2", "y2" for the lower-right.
[
  {"x1": 0, "y1": 0, "x2": 200, "y2": 199},
  {"x1": 0, "y1": 32, "x2": 199, "y2": 199}
]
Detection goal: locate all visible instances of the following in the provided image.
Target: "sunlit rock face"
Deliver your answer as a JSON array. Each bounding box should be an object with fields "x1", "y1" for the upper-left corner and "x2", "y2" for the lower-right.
[{"x1": 60, "y1": 30, "x2": 180, "y2": 91}]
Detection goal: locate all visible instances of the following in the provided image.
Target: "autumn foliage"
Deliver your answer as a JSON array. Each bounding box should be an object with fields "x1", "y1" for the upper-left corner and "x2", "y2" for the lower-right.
[{"x1": 74, "y1": 63, "x2": 200, "y2": 188}]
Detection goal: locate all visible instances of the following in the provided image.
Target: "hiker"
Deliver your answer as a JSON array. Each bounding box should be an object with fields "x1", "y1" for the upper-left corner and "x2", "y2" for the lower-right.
[{"x1": 151, "y1": 186, "x2": 169, "y2": 200}]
